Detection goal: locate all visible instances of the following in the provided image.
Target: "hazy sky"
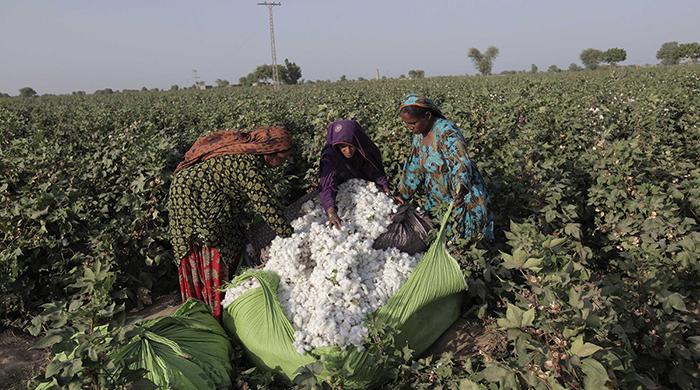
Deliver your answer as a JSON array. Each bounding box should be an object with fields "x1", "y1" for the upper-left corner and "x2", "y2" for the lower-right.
[{"x1": 1, "y1": 0, "x2": 698, "y2": 94}]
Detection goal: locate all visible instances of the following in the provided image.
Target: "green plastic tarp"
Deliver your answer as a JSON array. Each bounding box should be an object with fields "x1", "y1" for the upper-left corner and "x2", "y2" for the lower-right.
[
  {"x1": 223, "y1": 206, "x2": 465, "y2": 388},
  {"x1": 115, "y1": 299, "x2": 233, "y2": 389}
]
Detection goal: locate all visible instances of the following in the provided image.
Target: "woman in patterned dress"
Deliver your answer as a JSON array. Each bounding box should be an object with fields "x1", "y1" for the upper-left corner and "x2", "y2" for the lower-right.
[
  {"x1": 167, "y1": 127, "x2": 294, "y2": 318},
  {"x1": 398, "y1": 95, "x2": 494, "y2": 242}
]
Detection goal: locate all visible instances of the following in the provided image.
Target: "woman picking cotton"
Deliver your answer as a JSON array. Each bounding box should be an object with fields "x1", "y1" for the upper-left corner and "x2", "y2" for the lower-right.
[
  {"x1": 167, "y1": 127, "x2": 294, "y2": 318},
  {"x1": 319, "y1": 119, "x2": 402, "y2": 228},
  {"x1": 398, "y1": 95, "x2": 494, "y2": 242}
]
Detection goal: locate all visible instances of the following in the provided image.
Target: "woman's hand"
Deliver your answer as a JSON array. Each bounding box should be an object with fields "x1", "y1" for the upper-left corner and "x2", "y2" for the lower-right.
[
  {"x1": 326, "y1": 207, "x2": 342, "y2": 229},
  {"x1": 383, "y1": 187, "x2": 405, "y2": 205},
  {"x1": 260, "y1": 245, "x2": 271, "y2": 263},
  {"x1": 453, "y1": 185, "x2": 468, "y2": 209}
]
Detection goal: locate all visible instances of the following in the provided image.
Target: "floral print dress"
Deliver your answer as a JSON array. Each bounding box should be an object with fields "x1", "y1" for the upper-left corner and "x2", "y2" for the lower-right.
[
  {"x1": 167, "y1": 153, "x2": 292, "y2": 317},
  {"x1": 168, "y1": 153, "x2": 292, "y2": 263},
  {"x1": 399, "y1": 118, "x2": 494, "y2": 241}
]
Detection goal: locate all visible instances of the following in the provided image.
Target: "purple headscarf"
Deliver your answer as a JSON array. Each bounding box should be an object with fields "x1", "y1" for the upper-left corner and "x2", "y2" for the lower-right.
[{"x1": 319, "y1": 119, "x2": 389, "y2": 210}]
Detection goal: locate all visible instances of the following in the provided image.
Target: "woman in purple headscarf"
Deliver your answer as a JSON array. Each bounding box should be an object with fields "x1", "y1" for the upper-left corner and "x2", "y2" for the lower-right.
[{"x1": 319, "y1": 119, "x2": 400, "y2": 228}]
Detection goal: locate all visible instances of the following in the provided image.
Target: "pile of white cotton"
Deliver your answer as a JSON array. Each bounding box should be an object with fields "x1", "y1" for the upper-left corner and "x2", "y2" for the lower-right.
[{"x1": 222, "y1": 179, "x2": 422, "y2": 353}]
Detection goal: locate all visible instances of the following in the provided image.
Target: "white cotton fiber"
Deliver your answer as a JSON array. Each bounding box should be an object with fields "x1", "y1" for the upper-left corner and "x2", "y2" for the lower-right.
[{"x1": 222, "y1": 179, "x2": 421, "y2": 353}]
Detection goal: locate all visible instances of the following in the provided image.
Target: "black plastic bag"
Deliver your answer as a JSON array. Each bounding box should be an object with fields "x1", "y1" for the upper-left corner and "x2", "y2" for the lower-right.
[{"x1": 373, "y1": 204, "x2": 434, "y2": 255}]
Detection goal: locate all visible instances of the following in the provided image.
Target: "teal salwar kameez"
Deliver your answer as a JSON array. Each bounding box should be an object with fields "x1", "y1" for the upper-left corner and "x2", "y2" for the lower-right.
[{"x1": 399, "y1": 117, "x2": 494, "y2": 241}]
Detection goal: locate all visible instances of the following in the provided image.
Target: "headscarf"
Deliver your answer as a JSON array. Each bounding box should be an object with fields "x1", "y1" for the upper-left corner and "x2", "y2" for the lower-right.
[
  {"x1": 321, "y1": 119, "x2": 385, "y2": 176},
  {"x1": 175, "y1": 126, "x2": 293, "y2": 173},
  {"x1": 318, "y1": 120, "x2": 388, "y2": 210},
  {"x1": 399, "y1": 94, "x2": 445, "y2": 118}
]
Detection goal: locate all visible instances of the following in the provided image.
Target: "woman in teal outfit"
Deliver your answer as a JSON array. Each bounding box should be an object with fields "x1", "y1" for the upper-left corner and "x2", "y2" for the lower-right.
[{"x1": 398, "y1": 94, "x2": 494, "y2": 242}]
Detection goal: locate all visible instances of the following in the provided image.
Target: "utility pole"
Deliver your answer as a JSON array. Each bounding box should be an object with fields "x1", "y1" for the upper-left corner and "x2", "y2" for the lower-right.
[
  {"x1": 257, "y1": 2, "x2": 282, "y2": 88},
  {"x1": 192, "y1": 69, "x2": 202, "y2": 89}
]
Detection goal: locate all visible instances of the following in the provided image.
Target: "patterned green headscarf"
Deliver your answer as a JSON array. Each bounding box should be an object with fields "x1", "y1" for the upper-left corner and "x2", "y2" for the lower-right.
[{"x1": 399, "y1": 94, "x2": 444, "y2": 118}]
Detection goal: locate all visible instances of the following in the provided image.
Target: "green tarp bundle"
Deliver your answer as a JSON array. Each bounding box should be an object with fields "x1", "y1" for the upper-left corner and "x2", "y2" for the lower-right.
[
  {"x1": 223, "y1": 206, "x2": 466, "y2": 388},
  {"x1": 115, "y1": 299, "x2": 233, "y2": 389}
]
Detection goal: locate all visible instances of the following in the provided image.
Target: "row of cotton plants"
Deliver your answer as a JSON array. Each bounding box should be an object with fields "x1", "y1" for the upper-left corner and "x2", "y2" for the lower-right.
[{"x1": 223, "y1": 179, "x2": 422, "y2": 353}]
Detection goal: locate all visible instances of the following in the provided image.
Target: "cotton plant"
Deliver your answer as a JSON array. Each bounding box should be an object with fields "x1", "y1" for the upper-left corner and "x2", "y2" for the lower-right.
[{"x1": 223, "y1": 179, "x2": 422, "y2": 353}]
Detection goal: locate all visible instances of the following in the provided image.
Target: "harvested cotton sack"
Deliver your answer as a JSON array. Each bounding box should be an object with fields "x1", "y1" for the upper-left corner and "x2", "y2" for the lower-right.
[
  {"x1": 222, "y1": 180, "x2": 464, "y2": 388},
  {"x1": 114, "y1": 299, "x2": 233, "y2": 389}
]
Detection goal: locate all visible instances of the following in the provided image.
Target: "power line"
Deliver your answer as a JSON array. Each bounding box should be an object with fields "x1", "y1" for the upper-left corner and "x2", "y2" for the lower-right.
[{"x1": 257, "y1": 2, "x2": 282, "y2": 88}]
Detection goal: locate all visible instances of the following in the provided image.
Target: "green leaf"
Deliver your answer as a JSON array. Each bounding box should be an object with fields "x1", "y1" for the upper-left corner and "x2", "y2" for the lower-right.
[
  {"x1": 498, "y1": 303, "x2": 533, "y2": 329},
  {"x1": 543, "y1": 237, "x2": 567, "y2": 249},
  {"x1": 547, "y1": 377, "x2": 568, "y2": 390},
  {"x1": 570, "y1": 335, "x2": 602, "y2": 357},
  {"x1": 30, "y1": 206, "x2": 50, "y2": 220},
  {"x1": 83, "y1": 267, "x2": 96, "y2": 281},
  {"x1": 548, "y1": 237, "x2": 567, "y2": 248},
  {"x1": 68, "y1": 382, "x2": 82, "y2": 390},
  {"x1": 131, "y1": 175, "x2": 147, "y2": 192},
  {"x1": 564, "y1": 223, "x2": 582, "y2": 239},
  {"x1": 500, "y1": 252, "x2": 522, "y2": 269},
  {"x1": 665, "y1": 292, "x2": 688, "y2": 312},
  {"x1": 33, "y1": 334, "x2": 63, "y2": 349},
  {"x1": 68, "y1": 299, "x2": 83, "y2": 312},
  {"x1": 671, "y1": 188, "x2": 685, "y2": 200},
  {"x1": 480, "y1": 364, "x2": 509, "y2": 382},
  {"x1": 581, "y1": 358, "x2": 609, "y2": 390},
  {"x1": 496, "y1": 317, "x2": 513, "y2": 329},
  {"x1": 130, "y1": 379, "x2": 159, "y2": 390},
  {"x1": 523, "y1": 257, "x2": 543, "y2": 272},
  {"x1": 44, "y1": 360, "x2": 63, "y2": 378},
  {"x1": 563, "y1": 327, "x2": 582, "y2": 339},
  {"x1": 521, "y1": 308, "x2": 535, "y2": 327},
  {"x1": 545, "y1": 209, "x2": 557, "y2": 223},
  {"x1": 501, "y1": 248, "x2": 528, "y2": 269},
  {"x1": 506, "y1": 303, "x2": 523, "y2": 326},
  {"x1": 512, "y1": 248, "x2": 528, "y2": 265},
  {"x1": 459, "y1": 379, "x2": 480, "y2": 390},
  {"x1": 568, "y1": 287, "x2": 583, "y2": 309}
]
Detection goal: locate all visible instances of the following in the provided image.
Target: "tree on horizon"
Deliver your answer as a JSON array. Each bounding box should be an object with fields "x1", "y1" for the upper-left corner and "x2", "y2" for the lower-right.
[
  {"x1": 580, "y1": 48, "x2": 604, "y2": 70},
  {"x1": 408, "y1": 69, "x2": 425, "y2": 79},
  {"x1": 468, "y1": 46, "x2": 499, "y2": 75},
  {"x1": 19, "y1": 87, "x2": 37, "y2": 97},
  {"x1": 239, "y1": 58, "x2": 303, "y2": 86},
  {"x1": 602, "y1": 48, "x2": 627, "y2": 66}
]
